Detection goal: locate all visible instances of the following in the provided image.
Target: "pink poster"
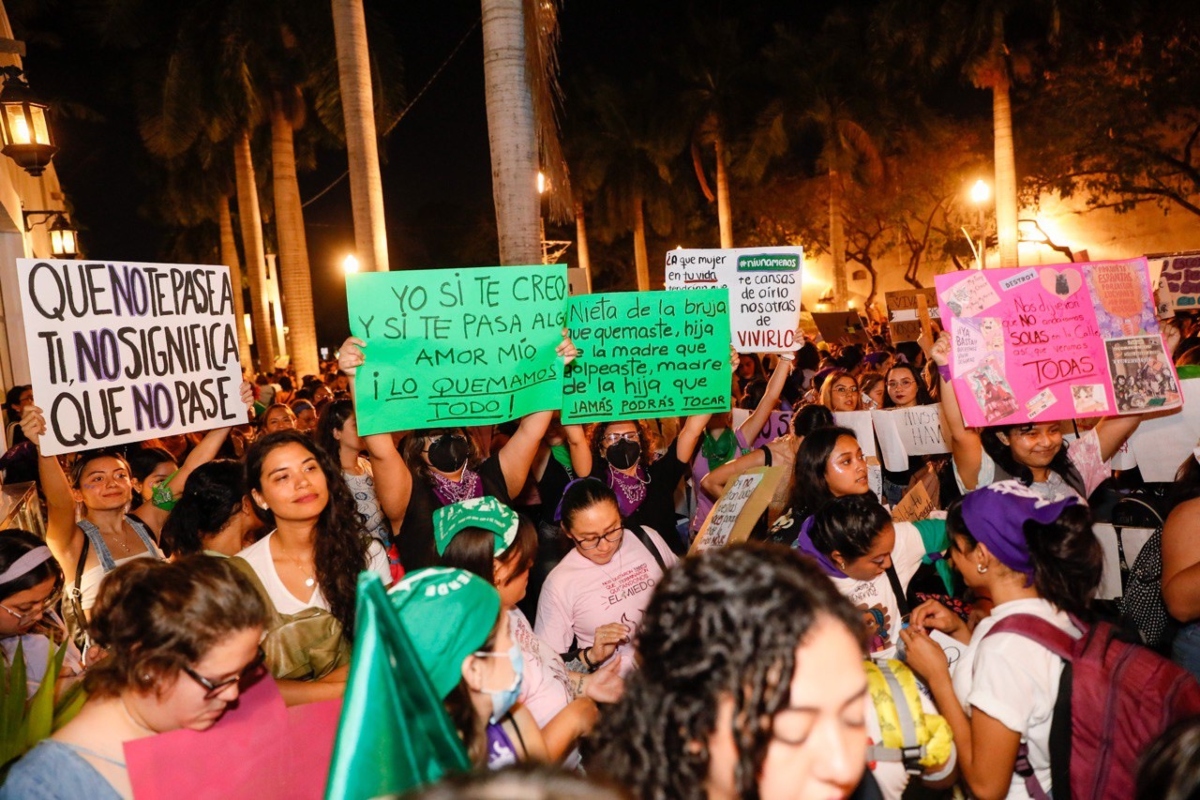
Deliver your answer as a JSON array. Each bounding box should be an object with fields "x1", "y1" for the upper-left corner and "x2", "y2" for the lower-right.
[{"x1": 935, "y1": 258, "x2": 1182, "y2": 428}]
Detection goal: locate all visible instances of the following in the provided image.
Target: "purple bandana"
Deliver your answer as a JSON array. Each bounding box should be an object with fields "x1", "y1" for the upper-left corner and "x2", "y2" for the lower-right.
[
  {"x1": 959, "y1": 480, "x2": 1081, "y2": 580},
  {"x1": 793, "y1": 515, "x2": 848, "y2": 579}
]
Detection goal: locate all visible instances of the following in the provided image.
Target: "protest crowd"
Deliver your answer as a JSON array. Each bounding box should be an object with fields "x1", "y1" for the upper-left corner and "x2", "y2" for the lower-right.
[{"x1": 3, "y1": 254, "x2": 1200, "y2": 800}]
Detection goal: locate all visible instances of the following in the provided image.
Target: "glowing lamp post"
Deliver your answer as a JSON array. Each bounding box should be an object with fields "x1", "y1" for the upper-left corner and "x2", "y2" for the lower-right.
[
  {"x1": 0, "y1": 67, "x2": 56, "y2": 177},
  {"x1": 970, "y1": 179, "x2": 990, "y2": 270},
  {"x1": 342, "y1": 254, "x2": 360, "y2": 275}
]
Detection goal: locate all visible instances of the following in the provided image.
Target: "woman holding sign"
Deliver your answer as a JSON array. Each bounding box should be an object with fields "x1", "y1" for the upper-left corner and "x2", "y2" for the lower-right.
[
  {"x1": 879, "y1": 364, "x2": 936, "y2": 506},
  {"x1": 336, "y1": 335, "x2": 577, "y2": 571},
  {"x1": 931, "y1": 331, "x2": 1141, "y2": 501}
]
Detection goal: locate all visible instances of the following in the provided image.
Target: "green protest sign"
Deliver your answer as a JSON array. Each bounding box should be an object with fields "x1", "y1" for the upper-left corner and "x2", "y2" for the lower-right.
[
  {"x1": 562, "y1": 288, "x2": 732, "y2": 424},
  {"x1": 347, "y1": 265, "x2": 567, "y2": 435}
]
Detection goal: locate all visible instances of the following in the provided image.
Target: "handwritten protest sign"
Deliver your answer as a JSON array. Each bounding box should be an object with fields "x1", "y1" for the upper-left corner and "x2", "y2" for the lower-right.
[
  {"x1": 890, "y1": 465, "x2": 940, "y2": 522},
  {"x1": 17, "y1": 259, "x2": 246, "y2": 456},
  {"x1": 935, "y1": 258, "x2": 1182, "y2": 427},
  {"x1": 732, "y1": 407, "x2": 792, "y2": 448},
  {"x1": 1151, "y1": 251, "x2": 1200, "y2": 314},
  {"x1": 347, "y1": 265, "x2": 566, "y2": 436},
  {"x1": 691, "y1": 466, "x2": 787, "y2": 553},
  {"x1": 833, "y1": 410, "x2": 877, "y2": 458},
  {"x1": 811, "y1": 311, "x2": 869, "y2": 344},
  {"x1": 665, "y1": 246, "x2": 802, "y2": 352},
  {"x1": 563, "y1": 288, "x2": 732, "y2": 424},
  {"x1": 886, "y1": 289, "x2": 940, "y2": 342},
  {"x1": 872, "y1": 406, "x2": 948, "y2": 471}
]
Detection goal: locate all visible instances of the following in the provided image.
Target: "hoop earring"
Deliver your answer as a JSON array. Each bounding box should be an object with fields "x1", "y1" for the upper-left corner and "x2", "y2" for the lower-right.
[{"x1": 976, "y1": 563, "x2": 988, "y2": 574}]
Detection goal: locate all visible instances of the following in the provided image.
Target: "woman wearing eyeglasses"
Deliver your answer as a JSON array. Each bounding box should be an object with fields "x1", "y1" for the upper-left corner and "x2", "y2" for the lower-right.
[
  {"x1": 879, "y1": 364, "x2": 936, "y2": 506},
  {"x1": 536, "y1": 479, "x2": 678, "y2": 677},
  {"x1": 336, "y1": 336, "x2": 576, "y2": 571},
  {"x1": 0, "y1": 557, "x2": 267, "y2": 800},
  {"x1": 0, "y1": 529, "x2": 77, "y2": 699},
  {"x1": 819, "y1": 370, "x2": 862, "y2": 413}
]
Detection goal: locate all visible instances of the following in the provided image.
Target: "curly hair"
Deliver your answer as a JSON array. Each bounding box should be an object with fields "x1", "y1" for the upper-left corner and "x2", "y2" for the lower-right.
[
  {"x1": 244, "y1": 430, "x2": 370, "y2": 640},
  {"x1": 84, "y1": 556, "x2": 267, "y2": 698},
  {"x1": 587, "y1": 544, "x2": 863, "y2": 800},
  {"x1": 587, "y1": 420, "x2": 660, "y2": 470},
  {"x1": 980, "y1": 424, "x2": 1085, "y2": 496}
]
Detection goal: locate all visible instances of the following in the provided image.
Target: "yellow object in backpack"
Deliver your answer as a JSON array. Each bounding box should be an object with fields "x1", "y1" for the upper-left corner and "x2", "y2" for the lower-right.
[{"x1": 865, "y1": 659, "x2": 954, "y2": 774}]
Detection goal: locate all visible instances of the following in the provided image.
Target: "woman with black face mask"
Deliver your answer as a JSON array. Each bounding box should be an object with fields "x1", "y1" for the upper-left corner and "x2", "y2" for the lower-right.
[
  {"x1": 337, "y1": 336, "x2": 576, "y2": 571},
  {"x1": 563, "y1": 415, "x2": 711, "y2": 556}
]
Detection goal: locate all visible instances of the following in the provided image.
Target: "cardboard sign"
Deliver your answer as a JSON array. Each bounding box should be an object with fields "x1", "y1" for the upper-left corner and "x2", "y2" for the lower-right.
[
  {"x1": 935, "y1": 258, "x2": 1182, "y2": 427},
  {"x1": 567, "y1": 267, "x2": 591, "y2": 296},
  {"x1": 691, "y1": 466, "x2": 787, "y2": 552},
  {"x1": 1151, "y1": 251, "x2": 1200, "y2": 314},
  {"x1": 347, "y1": 265, "x2": 566, "y2": 436},
  {"x1": 665, "y1": 246, "x2": 803, "y2": 353},
  {"x1": 886, "y1": 288, "x2": 940, "y2": 342},
  {"x1": 17, "y1": 259, "x2": 246, "y2": 455},
  {"x1": 811, "y1": 311, "x2": 869, "y2": 344},
  {"x1": 872, "y1": 405, "x2": 948, "y2": 471},
  {"x1": 562, "y1": 288, "x2": 732, "y2": 423},
  {"x1": 890, "y1": 465, "x2": 940, "y2": 522}
]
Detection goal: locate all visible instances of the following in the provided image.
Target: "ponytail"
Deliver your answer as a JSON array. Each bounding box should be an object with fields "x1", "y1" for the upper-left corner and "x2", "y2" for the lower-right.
[{"x1": 1022, "y1": 504, "x2": 1102, "y2": 616}]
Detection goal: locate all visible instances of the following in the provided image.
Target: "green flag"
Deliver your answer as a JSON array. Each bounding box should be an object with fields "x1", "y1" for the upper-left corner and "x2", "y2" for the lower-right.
[{"x1": 324, "y1": 573, "x2": 470, "y2": 800}]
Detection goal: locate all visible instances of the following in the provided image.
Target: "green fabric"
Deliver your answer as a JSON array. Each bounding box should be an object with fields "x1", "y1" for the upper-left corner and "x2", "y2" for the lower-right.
[
  {"x1": 432, "y1": 497, "x2": 519, "y2": 557},
  {"x1": 389, "y1": 567, "x2": 500, "y2": 699},
  {"x1": 150, "y1": 468, "x2": 180, "y2": 511},
  {"x1": 700, "y1": 428, "x2": 739, "y2": 469},
  {"x1": 549, "y1": 443, "x2": 575, "y2": 477},
  {"x1": 324, "y1": 572, "x2": 470, "y2": 800},
  {"x1": 1177, "y1": 365, "x2": 1200, "y2": 380},
  {"x1": 912, "y1": 518, "x2": 957, "y2": 595}
]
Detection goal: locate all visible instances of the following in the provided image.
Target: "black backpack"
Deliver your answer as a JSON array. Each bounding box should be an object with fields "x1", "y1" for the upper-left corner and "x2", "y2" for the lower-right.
[{"x1": 1110, "y1": 494, "x2": 1175, "y2": 651}]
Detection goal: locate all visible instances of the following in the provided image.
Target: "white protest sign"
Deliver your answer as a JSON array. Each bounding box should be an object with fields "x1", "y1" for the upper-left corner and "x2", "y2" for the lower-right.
[
  {"x1": 665, "y1": 246, "x2": 802, "y2": 353},
  {"x1": 833, "y1": 410, "x2": 877, "y2": 459},
  {"x1": 870, "y1": 405, "x2": 949, "y2": 471},
  {"x1": 18, "y1": 259, "x2": 247, "y2": 455},
  {"x1": 1125, "y1": 377, "x2": 1200, "y2": 482}
]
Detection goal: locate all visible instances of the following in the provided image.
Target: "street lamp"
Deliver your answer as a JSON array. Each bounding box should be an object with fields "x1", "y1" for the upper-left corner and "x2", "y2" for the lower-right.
[
  {"x1": 0, "y1": 67, "x2": 56, "y2": 177},
  {"x1": 342, "y1": 254, "x2": 360, "y2": 275},
  {"x1": 24, "y1": 210, "x2": 78, "y2": 258},
  {"x1": 970, "y1": 179, "x2": 990, "y2": 270}
]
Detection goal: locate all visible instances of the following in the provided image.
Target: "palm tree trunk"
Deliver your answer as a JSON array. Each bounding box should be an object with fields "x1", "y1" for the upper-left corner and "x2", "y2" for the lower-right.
[
  {"x1": 482, "y1": 0, "x2": 541, "y2": 266},
  {"x1": 991, "y1": 11, "x2": 1019, "y2": 268},
  {"x1": 632, "y1": 187, "x2": 650, "y2": 291},
  {"x1": 271, "y1": 101, "x2": 319, "y2": 379},
  {"x1": 715, "y1": 132, "x2": 733, "y2": 248},
  {"x1": 233, "y1": 131, "x2": 275, "y2": 371},
  {"x1": 332, "y1": 0, "x2": 389, "y2": 272},
  {"x1": 218, "y1": 195, "x2": 253, "y2": 369},
  {"x1": 829, "y1": 165, "x2": 848, "y2": 310},
  {"x1": 575, "y1": 199, "x2": 591, "y2": 286}
]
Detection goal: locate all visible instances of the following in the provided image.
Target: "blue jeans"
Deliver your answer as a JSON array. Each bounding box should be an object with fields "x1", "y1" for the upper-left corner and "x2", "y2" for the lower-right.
[{"x1": 1173, "y1": 621, "x2": 1200, "y2": 682}]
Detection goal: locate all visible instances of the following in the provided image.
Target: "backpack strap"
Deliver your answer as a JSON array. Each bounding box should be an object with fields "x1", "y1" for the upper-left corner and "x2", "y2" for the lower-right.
[
  {"x1": 124, "y1": 514, "x2": 162, "y2": 555},
  {"x1": 876, "y1": 662, "x2": 924, "y2": 774},
  {"x1": 885, "y1": 565, "x2": 911, "y2": 618},
  {"x1": 983, "y1": 613, "x2": 1079, "y2": 661},
  {"x1": 633, "y1": 526, "x2": 669, "y2": 574},
  {"x1": 1014, "y1": 743, "x2": 1052, "y2": 800}
]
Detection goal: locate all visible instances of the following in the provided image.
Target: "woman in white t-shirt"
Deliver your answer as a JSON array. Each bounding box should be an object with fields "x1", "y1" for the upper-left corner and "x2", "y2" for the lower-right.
[
  {"x1": 432, "y1": 496, "x2": 623, "y2": 765},
  {"x1": 536, "y1": 479, "x2": 677, "y2": 675},
  {"x1": 235, "y1": 430, "x2": 390, "y2": 706},
  {"x1": 901, "y1": 481, "x2": 1102, "y2": 800},
  {"x1": 803, "y1": 492, "x2": 949, "y2": 660}
]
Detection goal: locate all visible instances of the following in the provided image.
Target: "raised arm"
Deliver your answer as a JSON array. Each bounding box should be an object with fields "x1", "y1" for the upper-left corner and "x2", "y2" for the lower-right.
[
  {"x1": 930, "y1": 330, "x2": 984, "y2": 491},
  {"x1": 700, "y1": 446, "x2": 767, "y2": 500},
  {"x1": 563, "y1": 424, "x2": 593, "y2": 478},
  {"x1": 339, "y1": 337, "x2": 413, "y2": 529},
  {"x1": 736, "y1": 354, "x2": 793, "y2": 446},
  {"x1": 498, "y1": 332, "x2": 578, "y2": 497},
  {"x1": 21, "y1": 407, "x2": 81, "y2": 568},
  {"x1": 675, "y1": 413, "x2": 713, "y2": 465},
  {"x1": 1091, "y1": 414, "x2": 1143, "y2": 462}
]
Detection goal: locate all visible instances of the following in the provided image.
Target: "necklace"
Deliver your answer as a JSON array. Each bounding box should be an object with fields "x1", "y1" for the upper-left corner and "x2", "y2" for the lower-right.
[
  {"x1": 275, "y1": 539, "x2": 316, "y2": 588},
  {"x1": 607, "y1": 466, "x2": 648, "y2": 517},
  {"x1": 105, "y1": 527, "x2": 132, "y2": 556},
  {"x1": 431, "y1": 468, "x2": 481, "y2": 506}
]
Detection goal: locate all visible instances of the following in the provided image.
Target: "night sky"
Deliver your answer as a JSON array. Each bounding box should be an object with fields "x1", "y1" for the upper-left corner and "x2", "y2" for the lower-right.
[{"x1": 18, "y1": 0, "x2": 868, "y2": 351}]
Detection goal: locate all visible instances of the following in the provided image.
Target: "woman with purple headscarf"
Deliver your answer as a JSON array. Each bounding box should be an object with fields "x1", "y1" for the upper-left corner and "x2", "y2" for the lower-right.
[{"x1": 900, "y1": 480, "x2": 1102, "y2": 800}]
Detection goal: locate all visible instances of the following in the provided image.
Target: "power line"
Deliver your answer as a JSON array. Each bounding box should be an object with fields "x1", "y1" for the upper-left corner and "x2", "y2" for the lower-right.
[{"x1": 302, "y1": 16, "x2": 482, "y2": 209}]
